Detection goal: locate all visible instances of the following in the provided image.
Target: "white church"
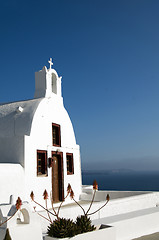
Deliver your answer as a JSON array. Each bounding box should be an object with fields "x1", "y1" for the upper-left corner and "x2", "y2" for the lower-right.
[
  {"x1": 1, "y1": 59, "x2": 159, "y2": 240},
  {"x1": 0, "y1": 58, "x2": 82, "y2": 205}
]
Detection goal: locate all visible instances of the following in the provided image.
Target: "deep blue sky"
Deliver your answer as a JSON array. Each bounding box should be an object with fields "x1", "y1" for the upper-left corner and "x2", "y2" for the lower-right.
[{"x1": 1, "y1": 0, "x2": 159, "y2": 171}]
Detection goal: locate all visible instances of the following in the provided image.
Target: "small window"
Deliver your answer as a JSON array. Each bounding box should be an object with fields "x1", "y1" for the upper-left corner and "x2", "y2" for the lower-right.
[
  {"x1": 66, "y1": 153, "x2": 74, "y2": 175},
  {"x1": 52, "y1": 123, "x2": 61, "y2": 146},
  {"x1": 37, "y1": 150, "x2": 47, "y2": 176}
]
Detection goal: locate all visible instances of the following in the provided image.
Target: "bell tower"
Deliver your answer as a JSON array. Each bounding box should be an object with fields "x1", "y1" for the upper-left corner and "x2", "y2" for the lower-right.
[{"x1": 34, "y1": 58, "x2": 62, "y2": 99}]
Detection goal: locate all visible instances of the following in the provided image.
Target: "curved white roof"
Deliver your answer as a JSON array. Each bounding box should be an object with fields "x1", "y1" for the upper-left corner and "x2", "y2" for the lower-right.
[
  {"x1": 0, "y1": 98, "x2": 42, "y2": 137},
  {"x1": 0, "y1": 97, "x2": 76, "y2": 146}
]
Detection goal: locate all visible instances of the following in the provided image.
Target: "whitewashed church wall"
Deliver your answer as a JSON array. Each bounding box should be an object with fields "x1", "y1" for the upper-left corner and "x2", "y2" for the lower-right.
[
  {"x1": 0, "y1": 136, "x2": 24, "y2": 166},
  {"x1": 29, "y1": 98, "x2": 77, "y2": 147},
  {"x1": 22, "y1": 98, "x2": 82, "y2": 204},
  {"x1": 0, "y1": 63, "x2": 82, "y2": 207},
  {"x1": 24, "y1": 134, "x2": 52, "y2": 205}
]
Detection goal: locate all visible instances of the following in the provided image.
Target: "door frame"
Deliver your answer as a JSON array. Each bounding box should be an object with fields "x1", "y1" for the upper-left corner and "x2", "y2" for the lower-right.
[{"x1": 51, "y1": 151, "x2": 64, "y2": 202}]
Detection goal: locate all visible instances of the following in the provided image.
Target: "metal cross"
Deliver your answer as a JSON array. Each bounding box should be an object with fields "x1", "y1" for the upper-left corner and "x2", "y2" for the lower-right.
[{"x1": 48, "y1": 58, "x2": 53, "y2": 69}]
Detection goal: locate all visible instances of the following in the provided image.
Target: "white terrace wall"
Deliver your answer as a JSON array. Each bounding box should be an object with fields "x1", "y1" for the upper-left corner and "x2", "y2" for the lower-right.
[
  {"x1": 79, "y1": 191, "x2": 159, "y2": 220},
  {"x1": 40, "y1": 191, "x2": 159, "y2": 233}
]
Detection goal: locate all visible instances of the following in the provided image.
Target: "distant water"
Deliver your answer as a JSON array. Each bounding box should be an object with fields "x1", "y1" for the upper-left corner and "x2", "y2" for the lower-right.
[{"x1": 82, "y1": 171, "x2": 159, "y2": 191}]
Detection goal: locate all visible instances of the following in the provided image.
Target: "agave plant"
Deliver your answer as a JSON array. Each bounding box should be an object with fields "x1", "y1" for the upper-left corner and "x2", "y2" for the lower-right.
[
  {"x1": 47, "y1": 218, "x2": 77, "y2": 238},
  {"x1": 76, "y1": 215, "x2": 95, "y2": 234},
  {"x1": 30, "y1": 180, "x2": 110, "y2": 238}
]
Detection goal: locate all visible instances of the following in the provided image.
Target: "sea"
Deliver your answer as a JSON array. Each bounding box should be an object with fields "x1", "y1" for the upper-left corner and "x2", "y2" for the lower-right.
[{"x1": 82, "y1": 170, "x2": 159, "y2": 191}]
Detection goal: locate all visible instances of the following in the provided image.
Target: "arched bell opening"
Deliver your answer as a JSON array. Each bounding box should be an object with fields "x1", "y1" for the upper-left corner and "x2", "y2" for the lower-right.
[{"x1": 52, "y1": 73, "x2": 57, "y2": 94}]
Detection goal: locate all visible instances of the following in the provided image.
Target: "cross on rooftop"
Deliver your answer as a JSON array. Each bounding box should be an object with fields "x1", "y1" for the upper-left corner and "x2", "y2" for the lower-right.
[{"x1": 48, "y1": 58, "x2": 53, "y2": 69}]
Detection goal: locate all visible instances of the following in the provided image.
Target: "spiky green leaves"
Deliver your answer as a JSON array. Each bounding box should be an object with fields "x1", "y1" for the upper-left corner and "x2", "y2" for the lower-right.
[
  {"x1": 47, "y1": 218, "x2": 76, "y2": 238},
  {"x1": 3, "y1": 229, "x2": 12, "y2": 240},
  {"x1": 76, "y1": 215, "x2": 96, "y2": 234}
]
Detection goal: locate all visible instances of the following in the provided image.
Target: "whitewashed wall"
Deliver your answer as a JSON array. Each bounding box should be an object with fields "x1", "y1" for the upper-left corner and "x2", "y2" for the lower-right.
[
  {"x1": 0, "y1": 164, "x2": 25, "y2": 203},
  {"x1": 23, "y1": 96, "x2": 82, "y2": 205},
  {"x1": 0, "y1": 136, "x2": 24, "y2": 166}
]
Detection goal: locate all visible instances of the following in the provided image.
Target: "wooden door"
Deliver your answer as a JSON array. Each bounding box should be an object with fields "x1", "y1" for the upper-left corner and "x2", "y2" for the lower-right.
[
  {"x1": 52, "y1": 152, "x2": 64, "y2": 203},
  {"x1": 52, "y1": 155, "x2": 59, "y2": 202}
]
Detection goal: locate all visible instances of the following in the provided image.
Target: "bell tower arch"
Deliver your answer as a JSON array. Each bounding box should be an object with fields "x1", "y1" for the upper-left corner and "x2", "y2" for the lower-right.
[
  {"x1": 34, "y1": 58, "x2": 62, "y2": 99},
  {"x1": 52, "y1": 73, "x2": 57, "y2": 94}
]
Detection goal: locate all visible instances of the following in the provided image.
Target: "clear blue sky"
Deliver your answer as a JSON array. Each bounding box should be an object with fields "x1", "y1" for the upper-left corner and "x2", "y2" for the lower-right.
[{"x1": 1, "y1": 0, "x2": 159, "y2": 171}]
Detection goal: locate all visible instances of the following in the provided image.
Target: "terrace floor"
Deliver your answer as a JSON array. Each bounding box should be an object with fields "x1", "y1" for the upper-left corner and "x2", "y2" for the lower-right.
[{"x1": 133, "y1": 232, "x2": 159, "y2": 240}]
